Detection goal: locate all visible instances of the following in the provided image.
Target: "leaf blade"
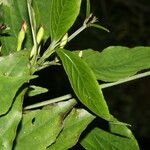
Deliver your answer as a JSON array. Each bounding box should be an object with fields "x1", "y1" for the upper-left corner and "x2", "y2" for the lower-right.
[
  {"x1": 81, "y1": 120, "x2": 140, "y2": 150},
  {"x1": 77, "y1": 46, "x2": 150, "y2": 82},
  {"x1": 48, "y1": 108, "x2": 95, "y2": 150},
  {"x1": 57, "y1": 49, "x2": 110, "y2": 120}
]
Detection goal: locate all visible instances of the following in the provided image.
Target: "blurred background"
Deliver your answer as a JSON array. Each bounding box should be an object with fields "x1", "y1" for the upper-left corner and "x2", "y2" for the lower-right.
[{"x1": 29, "y1": 0, "x2": 150, "y2": 149}]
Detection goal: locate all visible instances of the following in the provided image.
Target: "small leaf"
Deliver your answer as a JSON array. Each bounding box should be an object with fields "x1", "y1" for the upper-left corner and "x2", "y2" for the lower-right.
[
  {"x1": 90, "y1": 24, "x2": 110, "y2": 32},
  {"x1": 0, "y1": 89, "x2": 26, "y2": 150},
  {"x1": 27, "y1": 85, "x2": 48, "y2": 97},
  {"x1": 76, "y1": 46, "x2": 150, "y2": 82},
  {"x1": 57, "y1": 49, "x2": 110, "y2": 120},
  {"x1": 48, "y1": 108, "x2": 95, "y2": 150},
  {"x1": 81, "y1": 120, "x2": 140, "y2": 150},
  {"x1": 14, "y1": 99, "x2": 76, "y2": 150}
]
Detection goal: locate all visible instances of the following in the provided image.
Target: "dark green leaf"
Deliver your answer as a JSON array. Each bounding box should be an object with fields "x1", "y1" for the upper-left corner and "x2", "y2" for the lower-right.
[
  {"x1": 57, "y1": 49, "x2": 110, "y2": 120},
  {"x1": 48, "y1": 108, "x2": 95, "y2": 150},
  {"x1": 1, "y1": 0, "x2": 32, "y2": 55},
  {"x1": 81, "y1": 120, "x2": 140, "y2": 150},
  {"x1": 76, "y1": 46, "x2": 150, "y2": 82},
  {"x1": 14, "y1": 99, "x2": 76, "y2": 150}
]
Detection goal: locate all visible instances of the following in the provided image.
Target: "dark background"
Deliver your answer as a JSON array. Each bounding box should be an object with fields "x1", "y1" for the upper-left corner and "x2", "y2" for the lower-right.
[{"x1": 29, "y1": 0, "x2": 150, "y2": 149}]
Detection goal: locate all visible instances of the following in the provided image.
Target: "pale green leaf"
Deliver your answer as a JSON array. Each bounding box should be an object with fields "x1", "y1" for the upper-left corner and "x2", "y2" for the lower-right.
[
  {"x1": 14, "y1": 99, "x2": 76, "y2": 150},
  {"x1": 0, "y1": 89, "x2": 26, "y2": 150},
  {"x1": 27, "y1": 85, "x2": 48, "y2": 97},
  {"x1": 57, "y1": 49, "x2": 110, "y2": 120},
  {"x1": 76, "y1": 46, "x2": 150, "y2": 82},
  {"x1": 1, "y1": 0, "x2": 32, "y2": 55},
  {"x1": 48, "y1": 108, "x2": 95, "y2": 150},
  {"x1": 81, "y1": 120, "x2": 140, "y2": 150}
]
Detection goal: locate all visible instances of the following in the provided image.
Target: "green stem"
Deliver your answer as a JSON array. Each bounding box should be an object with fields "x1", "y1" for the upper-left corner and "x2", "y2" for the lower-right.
[
  {"x1": 24, "y1": 94, "x2": 72, "y2": 110},
  {"x1": 68, "y1": 25, "x2": 87, "y2": 42},
  {"x1": 101, "y1": 71, "x2": 150, "y2": 89}
]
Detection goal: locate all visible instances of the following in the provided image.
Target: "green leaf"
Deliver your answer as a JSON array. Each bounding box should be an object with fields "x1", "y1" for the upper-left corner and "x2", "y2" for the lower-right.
[
  {"x1": 49, "y1": 0, "x2": 82, "y2": 42},
  {"x1": 90, "y1": 24, "x2": 110, "y2": 32},
  {"x1": 0, "y1": 76, "x2": 34, "y2": 116},
  {"x1": 27, "y1": 85, "x2": 48, "y2": 97},
  {"x1": 0, "y1": 89, "x2": 26, "y2": 150},
  {"x1": 48, "y1": 108, "x2": 95, "y2": 150},
  {"x1": 0, "y1": 50, "x2": 32, "y2": 115},
  {"x1": 0, "y1": 50, "x2": 30, "y2": 76},
  {"x1": 57, "y1": 49, "x2": 110, "y2": 120},
  {"x1": 1, "y1": 0, "x2": 32, "y2": 55},
  {"x1": 76, "y1": 46, "x2": 150, "y2": 82},
  {"x1": 14, "y1": 99, "x2": 76, "y2": 150},
  {"x1": 81, "y1": 121, "x2": 140, "y2": 150}
]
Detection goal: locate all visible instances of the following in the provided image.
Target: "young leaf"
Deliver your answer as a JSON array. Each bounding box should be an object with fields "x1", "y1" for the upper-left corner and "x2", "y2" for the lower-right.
[
  {"x1": 27, "y1": 85, "x2": 48, "y2": 97},
  {"x1": 75, "y1": 46, "x2": 150, "y2": 82},
  {"x1": 57, "y1": 49, "x2": 110, "y2": 120},
  {"x1": 1, "y1": 0, "x2": 32, "y2": 55},
  {"x1": 0, "y1": 89, "x2": 26, "y2": 150},
  {"x1": 14, "y1": 99, "x2": 76, "y2": 150},
  {"x1": 48, "y1": 108, "x2": 95, "y2": 150},
  {"x1": 81, "y1": 121, "x2": 140, "y2": 150}
]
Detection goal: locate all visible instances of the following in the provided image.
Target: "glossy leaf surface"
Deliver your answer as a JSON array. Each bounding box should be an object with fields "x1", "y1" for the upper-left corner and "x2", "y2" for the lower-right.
[{"x1": 57, "y1": 49, "x2": 110, "y2": 120}]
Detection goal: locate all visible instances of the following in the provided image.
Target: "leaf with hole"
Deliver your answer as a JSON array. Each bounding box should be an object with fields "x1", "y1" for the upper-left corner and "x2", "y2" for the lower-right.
[{"x1": 14, "y1": 99, "x2": 76, "y2": 150}]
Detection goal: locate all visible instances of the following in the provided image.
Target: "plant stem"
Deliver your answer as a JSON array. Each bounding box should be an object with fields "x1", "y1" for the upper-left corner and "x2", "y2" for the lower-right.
[
  {"x1": 68, "y1": 25, "x2": 87, "y2": 42},
  {"x1": 24, "y1": 94, "x2": 72, "y2": 110},
  {"x1": 100, "y1": 71, "x2": 150, "y2": 89}
]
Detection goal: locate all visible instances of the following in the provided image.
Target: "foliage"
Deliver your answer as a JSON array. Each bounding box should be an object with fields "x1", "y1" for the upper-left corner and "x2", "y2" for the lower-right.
[{"x1": 0, "y1": 0, "x2": 150, "y2": 149}]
